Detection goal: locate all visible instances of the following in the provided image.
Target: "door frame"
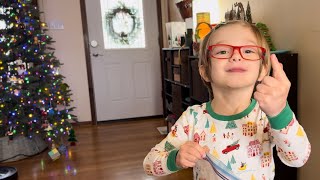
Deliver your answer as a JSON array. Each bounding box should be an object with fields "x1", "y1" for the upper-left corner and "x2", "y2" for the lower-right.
[{"x1": 79, "y1": 0, "x2": 164, "y2": 125}]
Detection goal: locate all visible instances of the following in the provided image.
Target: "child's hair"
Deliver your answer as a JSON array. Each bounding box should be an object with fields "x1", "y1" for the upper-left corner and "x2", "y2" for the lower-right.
[{"x1": 198, "y1": 20, "x2": 271, "y2": 99}]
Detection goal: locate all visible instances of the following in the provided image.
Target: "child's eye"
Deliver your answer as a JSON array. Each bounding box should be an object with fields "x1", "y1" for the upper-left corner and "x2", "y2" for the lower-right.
[
  {"x1": 244, "y1": 49, "x2": 255, "y2": 53},
  {"x1": 243, "y1": 48, "x2": 258, "y2": 54},
  {"x1": 217, "y1": 50, "x2": 228, "y2": 55}
]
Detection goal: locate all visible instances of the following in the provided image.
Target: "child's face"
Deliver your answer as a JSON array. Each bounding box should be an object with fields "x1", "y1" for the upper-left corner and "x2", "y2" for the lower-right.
[{"x1": 204, "y1": 24, "x2": 265, "y2": 90}]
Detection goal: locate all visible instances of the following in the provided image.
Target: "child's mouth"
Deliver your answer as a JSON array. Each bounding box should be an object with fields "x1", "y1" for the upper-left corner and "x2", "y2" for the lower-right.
[{"x1": 227, "y1": 68, "x2": 246, "y2": 72}]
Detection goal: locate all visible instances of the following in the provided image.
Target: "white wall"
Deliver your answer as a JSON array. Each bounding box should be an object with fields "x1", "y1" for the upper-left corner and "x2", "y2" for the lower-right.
[{"x1": 38, "y1": 0, "x2": 92, "y2": 122}]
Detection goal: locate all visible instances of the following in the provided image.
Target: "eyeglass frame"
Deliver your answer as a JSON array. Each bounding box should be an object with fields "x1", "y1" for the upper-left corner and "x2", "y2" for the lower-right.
[{"x1": 207, "y1": 44, "x2": 266, "y2": 61}]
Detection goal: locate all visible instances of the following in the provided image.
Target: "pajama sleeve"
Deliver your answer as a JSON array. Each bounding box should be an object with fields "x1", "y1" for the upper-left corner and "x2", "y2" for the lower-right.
[
  {"x1": 268, "y1": 103, "x2": 311, "y2": 167},
  {"x1": 143, "y1": 107, "x2": 193, "y2": 176}
]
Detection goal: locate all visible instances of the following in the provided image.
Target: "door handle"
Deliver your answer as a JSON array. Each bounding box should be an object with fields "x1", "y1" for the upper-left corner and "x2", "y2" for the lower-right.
[{"x1": 92, "y1": 53, "x2": 103, "y2": 57}]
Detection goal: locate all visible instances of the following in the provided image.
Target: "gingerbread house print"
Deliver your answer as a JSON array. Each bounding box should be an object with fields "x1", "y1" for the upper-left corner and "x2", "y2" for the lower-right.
[
  {"x1": 183, "y1": 125, "x2": 189, "y2": 135},
  {"x1": 247, "y1": 140, "x2": 261, "y2": 157},
  {"x1": 284, "y1": 151, "x2": 298, "y2": 161},
  {"x1": 194, "y1": 133, "x2": 200, "y2": 144},
  {"x1": 242, "y1": 122, "x2": 257, "y2": 136},
  {"x1": 261, "y1": 152, "x2": 271, "y2": 168},
  {"x1": 144, "y1": 164, "x2": 153, "y2": 175},
  {"x1": 153, "y1": 160, "x2": 165, "y2": 175},
  {"x1": 277, "y1": 148, "x2": 298, "y2": 161},
  {"x1": 200, "y1": 130, "x2": 206, "y2": 141}
]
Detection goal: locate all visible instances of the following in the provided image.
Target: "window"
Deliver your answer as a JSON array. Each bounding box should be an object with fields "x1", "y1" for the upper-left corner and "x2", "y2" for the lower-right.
[{"x1": 100, "y1": 0, "x2": 146, "y2": 49}]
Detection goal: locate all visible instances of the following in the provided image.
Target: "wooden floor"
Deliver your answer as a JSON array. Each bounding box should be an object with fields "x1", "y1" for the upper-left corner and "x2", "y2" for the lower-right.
[{"x1": 5, "y1": 118, "x2": 193, "y2": 180}]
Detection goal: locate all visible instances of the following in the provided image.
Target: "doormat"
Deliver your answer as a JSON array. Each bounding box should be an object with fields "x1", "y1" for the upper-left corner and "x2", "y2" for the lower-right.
[{"x1": 157, "y1": 126, "x2": 168, "y2": 135}]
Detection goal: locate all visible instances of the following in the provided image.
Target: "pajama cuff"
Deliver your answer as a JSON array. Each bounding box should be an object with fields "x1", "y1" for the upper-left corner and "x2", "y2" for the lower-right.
[
  {"x1": 268, "y1": 102, "x2": 294, "y2": 130},
  {"x1": 167, "y1": 149, "x2": 181, "y2": 171}
]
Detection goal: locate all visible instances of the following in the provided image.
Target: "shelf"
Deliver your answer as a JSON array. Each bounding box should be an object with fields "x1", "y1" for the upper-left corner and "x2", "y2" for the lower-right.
[
  {"x1": 270, "y1": 50, "x2": 290, "y2": 54},
  {"x1": 188, "y1": 55, "x2": 199, "y2": 59},
  {"x1": 182, "y1": 101, "x2": 190, "y2": 106},
  {"x1": 190, "y1": 96, "x2": 206, "y2": 103},
  {"x1": 162, "y1": 47, "x2": 190, "y2": 51},
  {"x1": 171, "y1": 64, "x2": 181, "y2": 68},
  {"x1": 165, "y1": 78, "x2": 190, "y2": 88}
]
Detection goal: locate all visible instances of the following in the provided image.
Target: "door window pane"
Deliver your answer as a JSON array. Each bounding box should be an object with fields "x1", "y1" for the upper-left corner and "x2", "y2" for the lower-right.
[{"x1": 100, "y1": 0, "x2": 146, "y2": 49}]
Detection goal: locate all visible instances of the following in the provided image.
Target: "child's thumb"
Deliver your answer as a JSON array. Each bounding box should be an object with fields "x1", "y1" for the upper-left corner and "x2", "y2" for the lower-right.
[{"x1": 202, "y1": 145, "x2": 210, "y2": 153}]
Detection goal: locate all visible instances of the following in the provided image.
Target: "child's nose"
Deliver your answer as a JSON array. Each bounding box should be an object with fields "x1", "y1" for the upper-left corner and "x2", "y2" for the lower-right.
[{"x1": 230, "y1": 49, "x2": 242, "y2": 62}]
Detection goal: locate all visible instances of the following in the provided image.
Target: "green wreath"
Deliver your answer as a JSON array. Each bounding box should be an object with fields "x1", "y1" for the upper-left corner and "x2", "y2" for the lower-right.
[{"x1": 105, "y1": 2, "x2": 142, "y2": 45}]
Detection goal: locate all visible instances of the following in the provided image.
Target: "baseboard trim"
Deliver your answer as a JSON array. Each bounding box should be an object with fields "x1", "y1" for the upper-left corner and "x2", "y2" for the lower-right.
[
  {"x1": 97, "y1": 115, "x2": 164, "y2": 124},
  {"x1": 72, "y1": 115, "x2": 164, "y2": 126}
]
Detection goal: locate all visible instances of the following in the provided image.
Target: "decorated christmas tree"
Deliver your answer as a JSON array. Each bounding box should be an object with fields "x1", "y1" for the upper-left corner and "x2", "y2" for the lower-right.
[{"x1": 0, "y1": 0, "x2": 77, "y2": 145}]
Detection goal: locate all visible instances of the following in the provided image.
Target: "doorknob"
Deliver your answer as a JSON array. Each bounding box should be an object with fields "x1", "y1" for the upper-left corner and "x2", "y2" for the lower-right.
[
  {"x1": 90, "y1": 40, "x2": 98, "y2": 48},
  {"x1": 92, "y1": 53, "x2": 103, "y2": 57}
]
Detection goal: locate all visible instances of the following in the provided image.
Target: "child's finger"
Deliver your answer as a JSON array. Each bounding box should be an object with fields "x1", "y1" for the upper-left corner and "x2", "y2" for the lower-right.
[
  {"x1": 187, "y1": 144, "x2": 205, "y2": 160},
  {"x1": 271, "y1": 54, "x2": 289, "y2": 82},
  {"x1": 270, "y1": 54, "x2": 282, "y2": 76},
  {"x1": 178, "y1": 156, "x2": 195, "y2": 168},
  {"x1": 253, "y1": 91, "x2": 266, "y2": 105},
  {"x1": 202, "y1": 145, "x2": 210, "y2": 153},
  {"x1": 256, "y1": 83, "x2": 272, "y2": 95},
  {"x1": 192, "y1": 143, "x2": 207, "y2": 158},
  {"x1": 185, "y1": 152, "x2": 200, "y2": 163},
  {"x1": 261, "y1": 76, "x2": 280, "y2": 87},
  {"x1": 183, "y1": 160, "x2": 196, "y2": 168}
]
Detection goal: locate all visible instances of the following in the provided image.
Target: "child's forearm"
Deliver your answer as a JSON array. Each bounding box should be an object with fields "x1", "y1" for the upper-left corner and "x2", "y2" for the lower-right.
[
  {"x1": 268, "y1": 104, "x2": 311, "y2": 167},
  {"x1": 143, "y1": 139, "x2": 181, "y2": 176},
  {"x1": 143, "y1": 110, "x2": 191, "y2": 176}
]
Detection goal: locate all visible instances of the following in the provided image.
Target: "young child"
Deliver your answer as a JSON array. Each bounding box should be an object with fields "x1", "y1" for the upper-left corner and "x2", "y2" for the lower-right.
[{"x1": 143, "y1": 21, "x2": 310, "y2": 179}]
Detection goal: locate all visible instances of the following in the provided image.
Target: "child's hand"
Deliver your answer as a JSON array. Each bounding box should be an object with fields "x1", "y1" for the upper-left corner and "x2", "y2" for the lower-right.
[
  {"x1": 176, "y1": 141, "x2": 208, "y2": 168},
  {"x1": 254, "y1": 54, "x2": 291, "y2": 117}
]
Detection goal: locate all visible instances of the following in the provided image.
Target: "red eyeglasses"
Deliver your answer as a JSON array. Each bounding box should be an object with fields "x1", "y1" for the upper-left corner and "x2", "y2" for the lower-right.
[{"x1": 208, "y1": 44, "x2": 266, "y2": 61}]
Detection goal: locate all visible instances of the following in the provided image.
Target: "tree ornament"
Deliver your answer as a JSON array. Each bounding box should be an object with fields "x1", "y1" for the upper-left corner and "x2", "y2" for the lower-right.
[
  {"x1": 6, "y1": 127, "x2": 14, "y2": 141},
  {"x1": 34, "y1": 37, "x2": 39, "y2": 44},
  {"x1": 19, "y1": 23, "x2": 25, "y2": 29},
  {"x1": 68, "y1": 129, "x2": 77, "y2": 146}
]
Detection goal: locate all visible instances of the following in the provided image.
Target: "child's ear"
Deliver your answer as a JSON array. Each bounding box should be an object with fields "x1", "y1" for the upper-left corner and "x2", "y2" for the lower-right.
[
  {"x1": 257, "y1": 63, "x2": 268, "y2": 81},
  {"x1": 199, "y1": 65, "x2": 210, "y2": 82}
]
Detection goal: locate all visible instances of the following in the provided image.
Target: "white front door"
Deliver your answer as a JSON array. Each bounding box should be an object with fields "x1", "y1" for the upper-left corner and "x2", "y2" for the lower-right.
[{"x1": 85, "y1": 0, "x2": 162, "y2": 121}]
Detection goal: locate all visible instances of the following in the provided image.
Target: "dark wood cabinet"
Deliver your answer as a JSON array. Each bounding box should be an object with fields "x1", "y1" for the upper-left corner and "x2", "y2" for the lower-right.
[
  {"x1": 161, "y1": 48, "x2": 191, "y2": 132},
  {"x1": 161, "y1": 47, "x2": 210, "y2": 132},
  {"x1": 189, "y1": 56, "x2": 209, "y2": 104}
]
